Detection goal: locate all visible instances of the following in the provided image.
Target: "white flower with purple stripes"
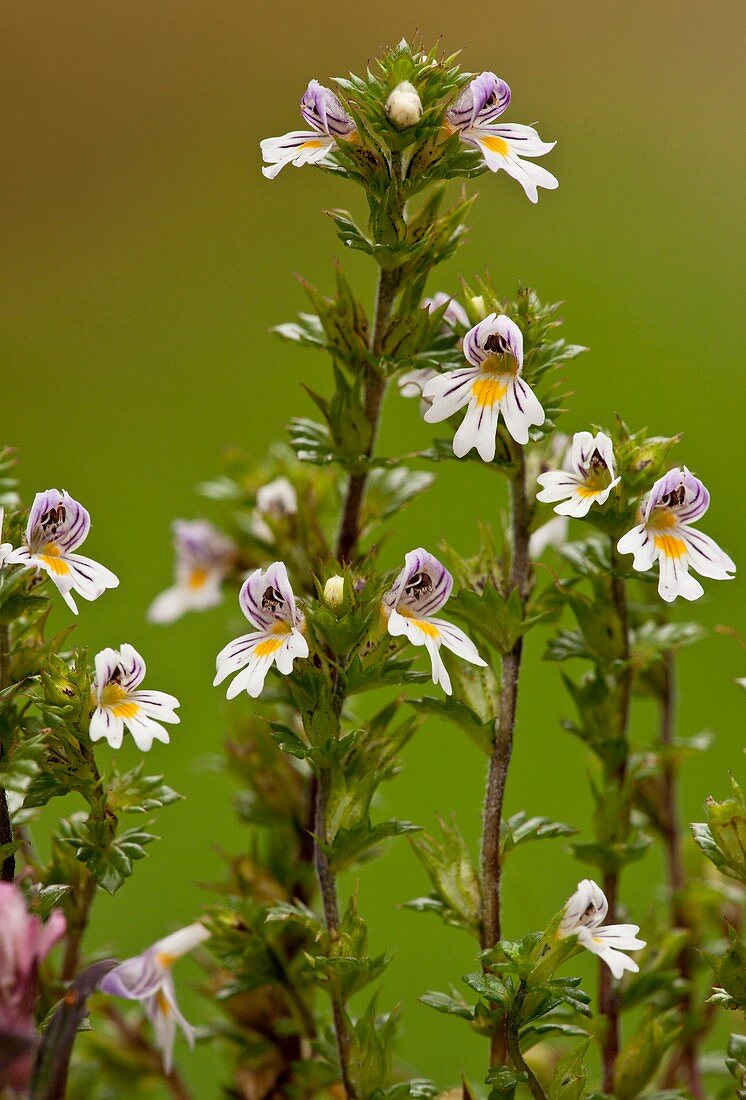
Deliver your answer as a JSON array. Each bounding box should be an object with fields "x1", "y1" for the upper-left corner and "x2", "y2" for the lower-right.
[
  {"x1": 446, "y1": 72, "x2": 558, "y2": 203},
  {"x1": 382, "y1": 549, "x2": 486, "y2": 696},
  {"x1": 423, "y1": 292, "x2": 469, "y2": 331},
  {"x1": 617, "y1": 467, "x2": 735, "y2": 603},
  {"x1": 98, "y1": 922, "x2": 209, "y2": 1074},
  {"x1": 536, "y1": 431, "x2": 621, "y2": 517},
  {"x1": 148, "y1": 519, "x2": 235, "y2": 624},
  {"x1": 560, "y1": 879, "x2": 645, "y2": 980},
  {"x1": 90, "y1": 645, "x2": 180, "y2": 751},
  {"x1": 423, "y1": 314, "x2": 545, "y2": 458},
  {"x1": 261, "y1": 80, "x2": 356, "y2": 180},
  {"x1": 5, "y1": 489, "x2": 119, "y2": 614},
  {"x1": 214, "y1": 562, "x2": 308, "y2": 699}
]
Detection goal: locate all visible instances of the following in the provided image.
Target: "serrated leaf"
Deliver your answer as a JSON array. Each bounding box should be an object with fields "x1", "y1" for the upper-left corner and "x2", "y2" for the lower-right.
[{"x1": 419, "y1": 990, "x2": 475, "y2": 1020}]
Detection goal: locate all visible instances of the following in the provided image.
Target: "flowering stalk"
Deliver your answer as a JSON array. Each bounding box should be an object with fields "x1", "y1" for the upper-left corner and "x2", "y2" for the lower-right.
[
  {"x1": 658, "y1": 650, "x2": 705, "y2": 1099},
  {"x1": 505, "y1": 983, "x2": 547, "y2": 1100},
  {"x1": 336, "y1": 249, "x2": 401, "y2": 563},
  {"x1": 313, "y1": 759, "x2": 356, "y2": 1099},
  {"x1": 598, "y1": 543, "x2": 633, "y2": 1093},
  {"x1": 481, "y1": 449, "x2": 530, "y2": 956}
]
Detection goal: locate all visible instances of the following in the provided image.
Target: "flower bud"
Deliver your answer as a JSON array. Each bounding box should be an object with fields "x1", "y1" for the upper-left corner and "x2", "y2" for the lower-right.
[
  {"x1": 469, "y1": 294, "x2": 486, "y2": 318},
  {"x1": 386, "y1": 82, "x2": 422, "y2": 128},
  {"x1": 706, "y1": 781, "x2": 746, "y2": 883},
  {"x1": 323, "y1": 575, "x2": 345, "y2": 611}
]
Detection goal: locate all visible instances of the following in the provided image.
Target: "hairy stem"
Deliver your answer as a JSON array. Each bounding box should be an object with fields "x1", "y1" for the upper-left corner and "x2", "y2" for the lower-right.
[
  {"x1": 60, "y1": 739, "x2": 106, "y2": 981},
  {"x1": 336, "y1": 265, "x2": 400, "y2": 564},
  {"x1": 313, "y1": 766, "x2": 356, "y2": 1099},
  {"x1": 481, "y1": 454, "x2": 530, "y2": 954},
  {"x1": 599, "y1": 548, "x2": 633, "y2": 1093},
  {"x1": 0, "y1": 624, "x2": 15, "y2": 882},
  {"x1": 506, "y1": 984, "x2": 547, "y2": 1099},
  {"x1": 60, "y1": 875, "x2": 96, "y2": 982},
  {"x1": 659, "y1": 651, "x2": 705, "y2": 1099}
]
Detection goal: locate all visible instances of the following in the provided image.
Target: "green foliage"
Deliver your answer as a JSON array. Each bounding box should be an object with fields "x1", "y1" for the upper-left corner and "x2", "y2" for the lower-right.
[
  {"x1": 614, "y1": 1010, "x2": 683, "y2": 1099},
  {"x1": 726, "y1": 1033, "x2": 746, "y2": 1099},
  {"x1": 707, "y1": 925, "x2": 746, "y2": 1010},
  {"x1": 409, "y1": 815, "x2": 482, "y2": 937},
  {"x1": 499, "y1": 811, "x2": 577, "y2": 862},
  {"x1": 546, "y1": 1040, "x2": 590, "y2": 1099},
  {"x1": 692, "y1": 776, "x2": 746, "y2": 884}
]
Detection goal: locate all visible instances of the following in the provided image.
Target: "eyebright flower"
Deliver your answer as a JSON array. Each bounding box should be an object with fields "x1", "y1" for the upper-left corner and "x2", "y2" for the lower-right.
[
  {"x1": 560, "y1": 879, "x2": 645, "y2": 980},
  {"x1": 423, "y1": 314, "x2": 545, "y2": 458},
  {"x1": 617, "y1": 467, "x2": 735, "y2": 603},
  {"x1": 386, "y1": 81, "x2": 422, "y2": 127},
  {"x1": 90, "y1": 644, "x2": 181, "y2": 751},
  {"x1": 214, "y1": 562, "x2": 308, "y2": 699},
  {"x1": 536, "y1": 431, "x2": 621, "y2": 517},
  {"x1": 398, "y1": 367, "x2": 438, "y2": 413},
  {"x1": 423, "y1": 292, "x2": 469, "y2": 330},
  {"x1": 260, "y1": 80, "x2": 356, "y2": 180},
  {"x1": 4, "y1": 489, "x2": 119, "y2": 614},
  {"x1": 446, "y1": 72, "x2": 558, "y2": 203},
  {"x1": 251, "y1": 476, "x2": 298, "y2": 542},
  {"x1": 382, "y1": 548, "x2": 486, "y2": 695},
  {"x1": 148, "y1": 520, "x2": 235, "y2": 625},
  {"x1": 98, "y1": 923, "x2": 209, "y2": 1075},
  {"x1": 0, "y1": 884, "x2": 66, "y2": 1092}
]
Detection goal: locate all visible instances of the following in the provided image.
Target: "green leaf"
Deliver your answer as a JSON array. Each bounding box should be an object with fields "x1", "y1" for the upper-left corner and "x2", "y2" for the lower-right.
[
  {"x1": 547, "y1": 1039, "x2": 590, "y2": 1099},
  {"x1": 499, "y1": 811, "x2": 576, "y2": 861},
  {"x1": 419, "y1": 990, "x2": 475, "y2": 1021},
  {"x1": 461, "y1": 972, "x2": 512, "y2": 1008},
  {"x1": 268, "y1": 722, "x2": 313, "y2": 760},
  {"x1": 106, "y1": 764, "x2": 182, "y2": 814},
  {"x1": 485, "y1": 1066, "x2": 526, "y2": 1099},
  {"x1": 327, "y1": 818, "x2": 421, "y2": 872},
  {"x1": 410, "y1": 816, "x2": 481, "y2": 936},
  {"x1": 411, "y1": 695, "x2": 493, "y2": 754}
]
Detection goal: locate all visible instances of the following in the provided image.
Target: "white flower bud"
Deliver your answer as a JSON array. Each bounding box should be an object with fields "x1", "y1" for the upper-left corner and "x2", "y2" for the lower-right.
[
  {"x1": 469, "y1": 294, "x2": 486, "y2": 317},
  {"x1": 386, "y1": 82, "x2": 422, "y2": 128},
  {"x1": 323, "y1": 575, "x2": 345, "y2": 610}
]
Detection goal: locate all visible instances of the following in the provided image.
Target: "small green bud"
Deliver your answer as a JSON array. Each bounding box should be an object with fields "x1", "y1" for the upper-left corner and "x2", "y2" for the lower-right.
[
  {"x1": 718, "y1": 930, "x2": 746, "y2": 1009},
  {"x1": 703, "y1": 778, "x2": 746, "y2": 883}
]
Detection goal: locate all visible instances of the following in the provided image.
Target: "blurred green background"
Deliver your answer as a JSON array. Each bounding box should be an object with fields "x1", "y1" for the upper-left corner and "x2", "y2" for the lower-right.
[{"x1": 3, "y1": 1, "x2": 744, "y2": 1093}]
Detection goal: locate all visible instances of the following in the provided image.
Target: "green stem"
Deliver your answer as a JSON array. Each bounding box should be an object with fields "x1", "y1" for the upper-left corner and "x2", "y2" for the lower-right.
[
  {"x1": 313, "y1": 765, "x2": 356, "y2": 1099},
  {"x1": 336, "y1": 265, "x2": 399, "y2": 564},
  {"x1": 599, "y1": 546, "x2": 633, "y2": 1093},
  {"x1": 481, "y1": 453, "x2": 530, "y2": 1069},
  {"x1": 61, "y1": 738, "x2": 105, "y2": 981},
  {"x1": 336, "y1": 150, "x2": 403, "y2": 565},
  {"x1": 659, "y1": 651, "x2": 705, "y2": 1099},
  {"x1": 481, "y1": 453, "x2": 530, "y2": 953},
  {"x1": 506, "y1": 984, "x2": 547, "y2": 1099},
  {"x1": 0, "y1": 624, "x2": 15, "y2": 882}
]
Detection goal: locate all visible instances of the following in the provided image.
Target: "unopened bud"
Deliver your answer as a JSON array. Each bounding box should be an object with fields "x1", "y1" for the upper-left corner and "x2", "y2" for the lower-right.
[
  {"x1": 323, "y1": 575, "x2": 345, "y2": 610},
  {"x1": 386, "y1": 82, "x2": 422, "y2": 128},
  {"x1": 469, "y1": 294, "x2": 486, "y2": 318}
]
